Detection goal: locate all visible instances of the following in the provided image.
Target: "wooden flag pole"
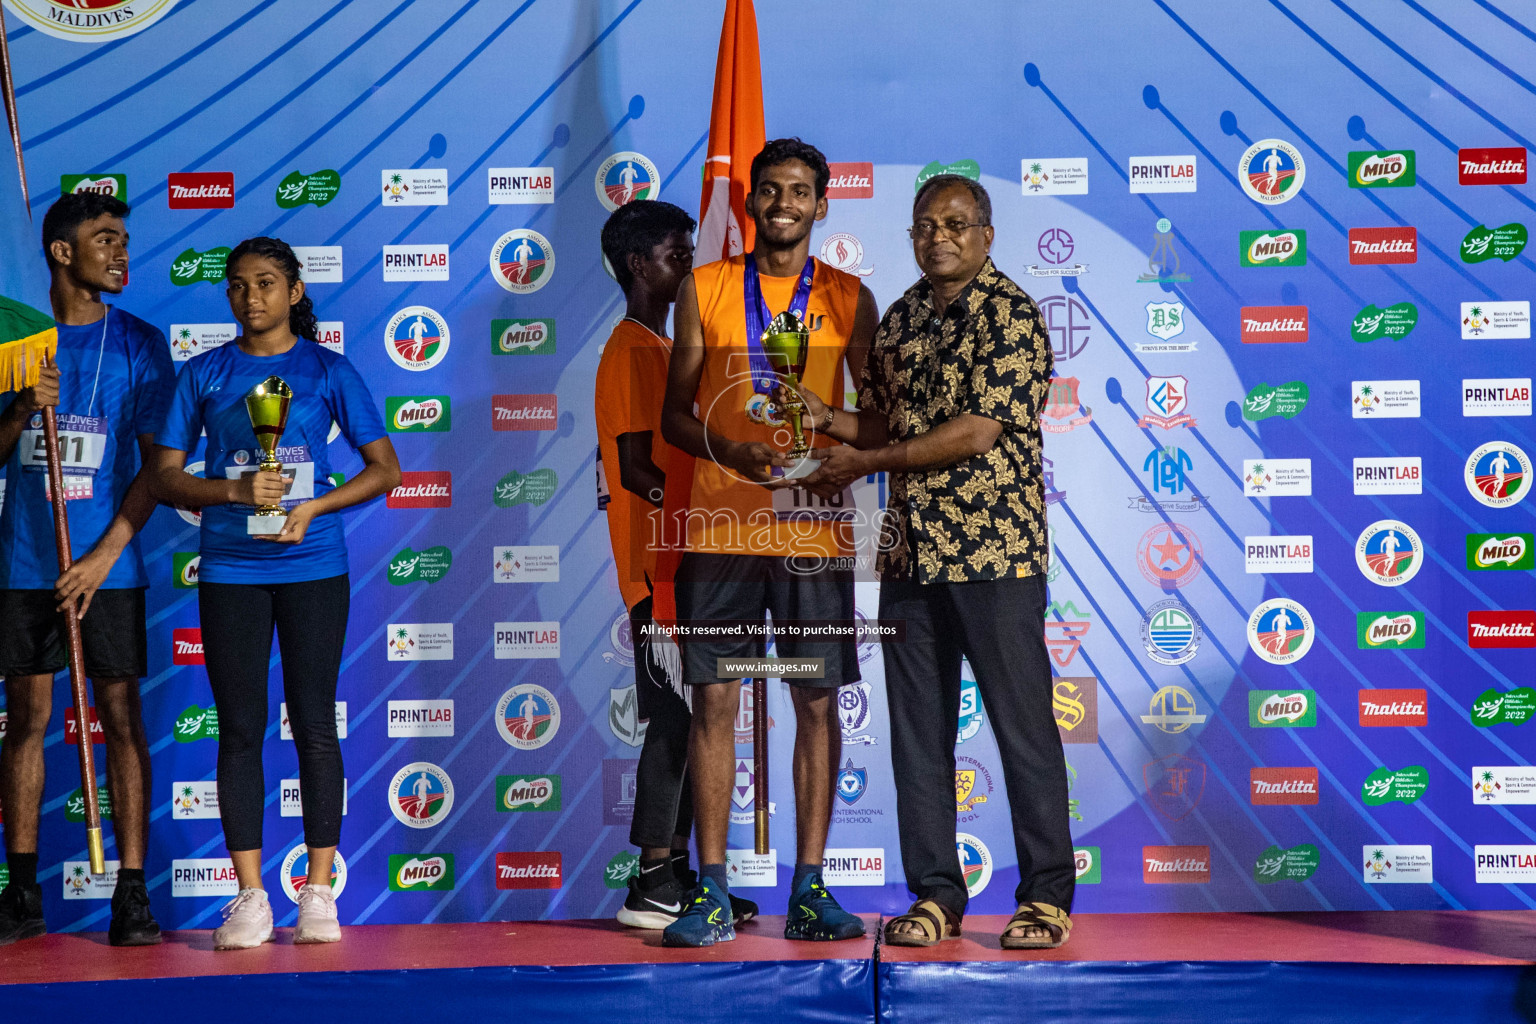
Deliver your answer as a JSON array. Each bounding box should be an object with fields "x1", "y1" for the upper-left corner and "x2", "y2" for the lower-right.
[
  {"x1": 752, "y1": 676, "x2": 769, "y2": 855},
  {"x1": 41, "y1": 353, "x2": 105, "y2": 874}
]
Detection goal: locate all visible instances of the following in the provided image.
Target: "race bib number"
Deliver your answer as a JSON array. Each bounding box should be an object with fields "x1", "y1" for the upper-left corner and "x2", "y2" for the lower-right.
[
  {"x1": 22, "y1": 413, "x2": 107, "y2": 501},
  {"x1": 223, "y1": 444, "x2": 317, "y2": 509},
  {"x1": 773, "y1": 483, "x2": 855, "y2": 522}
]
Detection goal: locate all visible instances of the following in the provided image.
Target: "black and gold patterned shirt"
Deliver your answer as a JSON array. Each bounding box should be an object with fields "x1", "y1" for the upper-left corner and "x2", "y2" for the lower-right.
[{"x1": 857, "y1": 259, "x2": 1054, "y2": 584}]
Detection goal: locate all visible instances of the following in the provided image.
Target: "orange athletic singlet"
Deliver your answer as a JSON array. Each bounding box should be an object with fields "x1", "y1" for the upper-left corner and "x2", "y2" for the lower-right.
[
  {"x1": 686, "y1": 254, "x2": 859, "y2": 557},
  {"x1": 595, "y1": 318, "x2": 678, "y2": 610}
]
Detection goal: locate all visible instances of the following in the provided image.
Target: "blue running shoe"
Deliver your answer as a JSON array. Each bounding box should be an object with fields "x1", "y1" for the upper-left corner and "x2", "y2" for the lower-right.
[
  {"x1": 661, "y1": 877, "x2": 736, "y2": 947},
  {"x1": 784, "y1": 871, "x2": 866, "y2": 941}
]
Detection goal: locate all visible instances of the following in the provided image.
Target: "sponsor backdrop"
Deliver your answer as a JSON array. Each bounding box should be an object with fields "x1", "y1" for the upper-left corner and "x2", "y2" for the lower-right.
[{"x1": 1, "y1": 0, "x2": 1532, "y2": 930}]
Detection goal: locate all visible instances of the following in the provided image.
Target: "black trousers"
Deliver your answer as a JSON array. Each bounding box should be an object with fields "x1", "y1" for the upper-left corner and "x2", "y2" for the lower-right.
[
  {"x1": 881, "y1": 572, "x2": 1074, "y2": 916},
  {"x1": 628, "y1": 596, "x2": 693, "y2": 849},
  {"x1": 199, "y1": 575, "x2": 350, "y2": 851}
]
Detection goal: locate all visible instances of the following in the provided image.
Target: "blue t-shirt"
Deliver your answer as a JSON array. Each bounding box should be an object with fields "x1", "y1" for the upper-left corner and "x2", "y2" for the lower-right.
[
  {"x1": 156, "y1": 339, "x2": 387, "y2": 584},
  {"x1": 0, "y1": 306, "x2": 173, "y2": 590}
]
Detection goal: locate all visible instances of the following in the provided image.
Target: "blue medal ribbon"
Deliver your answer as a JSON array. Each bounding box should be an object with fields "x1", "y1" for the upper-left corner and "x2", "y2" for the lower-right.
[{"x1": 743, "y1": 254, "x2": 815, "y2": 393}]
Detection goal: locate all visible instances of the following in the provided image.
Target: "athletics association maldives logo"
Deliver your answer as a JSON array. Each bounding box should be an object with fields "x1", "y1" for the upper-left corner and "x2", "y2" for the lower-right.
[
  {"x1": 280, "y1": 845, "x2": 346, "y2": 903},
  {"x1": 1465, "y1": 442, "x2": 1531, "y2": 508},
  {"x1": 1239, "y1": 138, "x2": 1305, "y2": 204},
  {"x1": 1355, "y1": 520, "x2": 1423, "y2": 587},
  {"x1": 385, "y1": 306, "x2": 450, "y2": 372},
  {"x1": 490, "y1": 230, "x2": 554, "y2": 294},
  {"x1": 495, "y1": 684, "x2": 561, "y2": 749},
  {"x1": 1136, "y1": 522, "x2": 1203, "y2": 589},
  {"x1": 595, "y1": 152, "x2": 658, "y2": 211},
  {"x1": 1247, "y1": 598, "x2": 1315, "y2": 665},
  {"x1": 956, "y1": 833, "x2": 993, "y2": 897},
  {"x1": 4, "y1": 0, "x2": 181, "y2": 41},
  {"x1": 388, "y1": 762, "x2": 453, "y2": 828},
  {"x1": 1141, "y1": 599, "x2": 1202, "y2": 666}
]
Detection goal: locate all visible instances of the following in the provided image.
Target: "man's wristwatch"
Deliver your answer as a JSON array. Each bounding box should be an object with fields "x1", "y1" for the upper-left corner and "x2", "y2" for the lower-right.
[{"x1": 819, "y1": 407, "x2": 836, "y2": 432}]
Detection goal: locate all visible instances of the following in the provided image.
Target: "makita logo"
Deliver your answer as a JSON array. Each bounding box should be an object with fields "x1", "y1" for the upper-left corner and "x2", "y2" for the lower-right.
[
  {"x1": 1240, "y1": 305, "x2": 1308, "y2": 343},
  {"x1": 1459, "y1": 147, "x2": 1527, "y2": 185},
  {"x1": 166, "y1": 172, "x2": 235, "y2": 209},
  {"x1": 826, "y1": 162, "x2": 875, "y2": 199},
  {"x1": 1142, "y1": 845, "x2": 1211, "y2": 883},
  {"x1": 1250, "y1": 767, "x2": 1320, "y2": 805},
  {"x1": 172, "y1": 628, "x2": 205, "y2": 665},
  {"x1": 1467, "y1": 610, "x2": 1536, "y2": 648},
  {"x1": 1349, "y1": 227, "x2": 1417, "y2": 264},
  {"x1": 387, "y1": 471, "x2": 452, "y2": 508},
  {"x1": 1358, "y1": 689, "x2": 1428, "y2": 727},
  {"x1": 492, "y1": 395, "x2": 558, "y2": 431},
  {"x1": 495, "y1": 852, "x2": 562, "y2": 889}
]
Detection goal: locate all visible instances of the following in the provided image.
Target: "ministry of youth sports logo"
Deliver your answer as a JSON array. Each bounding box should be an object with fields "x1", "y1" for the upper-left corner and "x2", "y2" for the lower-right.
[
  {"x1": 495, "y1": 684, "x2": 561, "y2": 749},
  {"x1": 388, "y1": 762, "x2": 454, "y2": 828},
  {"x1": 489, "y1": 230, "x2": 555, "y2": 294},
  {"x1": 1247, "y1": 598, "x2": 1315, "y2": 665},
  {"x1": 1239, "y1": 138, "x2": 1306, "y2": 204},
  {"x1": 595, "y1": 152, "x2": 658, "y2": 211},
  {"x1": 1355, "y1": 520, "x2": 1423, "y2": 587},
  {"x1": 385, "y1": 306, "x2": 450, "y2": 371},
  {"x1": 1465, "y1": 441, "x2": 1531, "y2": 509}
]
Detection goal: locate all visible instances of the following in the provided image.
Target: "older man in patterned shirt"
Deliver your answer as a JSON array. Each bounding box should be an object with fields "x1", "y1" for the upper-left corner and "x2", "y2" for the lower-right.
[{"x1": 785, "y1": 174, "x2": 1072, "y2": 950}]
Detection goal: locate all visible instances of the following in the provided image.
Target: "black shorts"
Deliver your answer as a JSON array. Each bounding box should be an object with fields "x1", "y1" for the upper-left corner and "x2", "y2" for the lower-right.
[
  {"x1": 673, "y1": 552, "x2": 860, "y2": 689},
  {"x1": 0, "y1": 587, "x2": 148, "y2": 679}
]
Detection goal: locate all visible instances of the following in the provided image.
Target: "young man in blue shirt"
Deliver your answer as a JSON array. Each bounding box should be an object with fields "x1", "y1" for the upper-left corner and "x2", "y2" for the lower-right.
[{"x1": 0, "y1": 192, "x2": 175, "y2": 946}]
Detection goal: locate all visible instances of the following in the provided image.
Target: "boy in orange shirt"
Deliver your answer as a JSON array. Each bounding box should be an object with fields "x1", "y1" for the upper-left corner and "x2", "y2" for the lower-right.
[{"x1": 596, "y1": 200, "x2": 755, "y2": 929}]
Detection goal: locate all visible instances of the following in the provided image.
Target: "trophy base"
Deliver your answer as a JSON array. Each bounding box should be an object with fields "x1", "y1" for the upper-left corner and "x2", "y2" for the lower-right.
[
  {"x1": 779, "y1": 453, "x2": 818, "y2": 480},
  {"x1": 247, "y1": 515, "x2": 288, "y2": 536}
]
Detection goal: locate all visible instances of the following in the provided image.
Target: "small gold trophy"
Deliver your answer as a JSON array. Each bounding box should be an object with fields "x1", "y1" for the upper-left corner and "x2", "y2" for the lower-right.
[
  {"x1": 761, "y1": 311, "x2": 817, "y2": 479},
  {"x1": 244, "y1": 375, "x2": 293, "y2": 535}
]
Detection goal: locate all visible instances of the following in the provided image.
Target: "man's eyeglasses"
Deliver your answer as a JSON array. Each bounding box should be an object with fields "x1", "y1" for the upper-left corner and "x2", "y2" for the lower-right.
[{"x1": 908, "y1": 220, "x2": 987, "y2": 241}]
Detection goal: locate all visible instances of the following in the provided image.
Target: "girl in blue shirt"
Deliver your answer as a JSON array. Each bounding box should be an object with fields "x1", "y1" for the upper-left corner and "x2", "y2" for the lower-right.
[{"x1": 151, "y1": 237, "x2": 401, "y2": 950}]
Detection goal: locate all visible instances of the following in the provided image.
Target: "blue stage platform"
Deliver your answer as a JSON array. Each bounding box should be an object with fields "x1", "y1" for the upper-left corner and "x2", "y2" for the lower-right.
[{"x1": 4, "y1": 911, "x2": 1534, "y2": 1023}]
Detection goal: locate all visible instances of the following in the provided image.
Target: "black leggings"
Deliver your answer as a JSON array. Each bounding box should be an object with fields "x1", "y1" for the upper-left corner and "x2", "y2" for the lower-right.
[{"x1": 199, "y1": 574, "x2": 350, "y2": 851}]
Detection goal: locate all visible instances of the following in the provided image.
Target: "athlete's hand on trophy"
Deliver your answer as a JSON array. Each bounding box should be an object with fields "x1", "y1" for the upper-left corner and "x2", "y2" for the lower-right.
[
  {"x1": 770, "y1": 380, "x2": 826, "y2": 424},
  {"x1": 723, "y1": 440, "x2": 780, "y2": 482},
  {"x1": 232, "y1": 467, "x2": 292, "y2": 506},
  {"x1": 17, "y1": 364, "x2": 61, "y2": 413}
]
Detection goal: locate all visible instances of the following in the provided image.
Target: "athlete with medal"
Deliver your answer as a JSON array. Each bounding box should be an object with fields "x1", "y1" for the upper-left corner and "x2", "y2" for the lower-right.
[{"x1": 660, "y1": 138, "x2": 878, "y2": 947}]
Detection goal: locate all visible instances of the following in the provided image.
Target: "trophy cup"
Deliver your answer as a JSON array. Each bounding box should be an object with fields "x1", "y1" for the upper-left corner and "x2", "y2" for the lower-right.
[
  {"x1": 760, "y1": 311, "x2": 817, "y2": 479},
  {"x1": 244, "y1": 375, "x2": 293, "y2": 535}
]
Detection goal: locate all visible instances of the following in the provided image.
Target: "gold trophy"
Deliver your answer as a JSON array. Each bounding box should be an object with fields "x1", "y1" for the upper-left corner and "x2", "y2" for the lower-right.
[
  {"x1": 244, "y1": 375, "x2": 293, "y2": 535},
  {"x1": 761, "y1": 311, "x2": 817, "y2": 479}
]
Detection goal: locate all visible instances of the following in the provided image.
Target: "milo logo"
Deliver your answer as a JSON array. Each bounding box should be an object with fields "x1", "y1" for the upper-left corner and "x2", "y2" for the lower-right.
[
  {"x1": 1351, "y1": 302, "x2": 1419, "y2": 342},
  {"x1": 173, "y1": 552, "x2": 201, "y2": 589},
  {"x1": 387, "y1": 853, "x2": 455, "y2": 892},
  {"x1": 496, "y1": 774, "x2": 562, "y2": 811},
  {"x1": 493, "y1": 318, "x2": 556, "y2": 355},
  {"x1": 1348, "y1": 150, "x2": 1415, "y2": 188},
  {"x1": 1249, "y1": 689, "x2": 1317, "y2": 727},
  {"x1": 494, "y1": 468, "x2": 558, "y2": 508},
  {"x1": 1240, "y1": 230, "x2": 1306, "y2": 267},
  {"x1": 1356, "y1": 611, "x2": 1425, "y2": 649},
  {"x1": 169, "y1": 246, "x2": 231, "y2": 286},
  {"x1": 61, "y1": 173, "x2": 126, "y2": 197},
  {"x1": 386, "y1": 396, "x2": 451, "y2": 432}
]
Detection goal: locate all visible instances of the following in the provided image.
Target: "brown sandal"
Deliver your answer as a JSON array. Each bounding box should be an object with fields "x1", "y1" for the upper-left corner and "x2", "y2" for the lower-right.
[
  {"x1": 1000, "y1": 901, "x2": 1071, "y2": 949},
  {"x1": 883, "y1": 899, "x2": 961, "y2": 948}
]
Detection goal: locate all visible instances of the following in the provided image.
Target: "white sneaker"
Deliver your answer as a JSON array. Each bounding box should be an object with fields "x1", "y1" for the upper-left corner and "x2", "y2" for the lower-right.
[
  {"x1": 213, "y1": 888, "x2": 274, "y2": 950},
  {"x1": 293, "y1": 883, "x2": 341, "y2": 944}
]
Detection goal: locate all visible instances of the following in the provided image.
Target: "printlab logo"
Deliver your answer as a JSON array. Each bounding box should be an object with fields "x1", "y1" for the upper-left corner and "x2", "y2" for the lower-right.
[
  {"x1": 1351, "y1": 302, "x2": 1419, "y2": 343},
  {"x1": 380, "y1": 169, "x2": 448, "y2": 205},
  {"x1": 1463, "y1": 379, "x2": 1532, "y2": 417},
  {"x1": 1028, "y1": 227, "x2": 1087, "y2": 278},
  {"x1": 168, "y1": 323, "x2": 235, "y2": 361},
  {"x1": 387, "y1": 699, "x2": 454, "y2": 738},
  {"x1": 1039, "y1": 295, "x2": 1092, "y2": 362},
  {"x1": 1141, "y1": 599, "x2": 1202, "y2": 666},
  {"x1": 1127, "y1": 155, "x2": 1196, "y2": 193},
  {"x1": 488, "y1": 167, "x2": 554, "y2": 204},
  {"x1": 385, "y1": 306, "x2": 450, "y2": 372},
  {"x1": 1140, "y1": 299, "x2": 1193, "y2": 353},
  {"x1": 1239, "y1": 138, "x2": 1305, "y2": 203},
  {"x1": 1462, "y1": 223, "x2": 1527, "y2": 264},
  {"x1": 1243, "y1": 381, "x2": 1308, "y2": 421},
  {"x1": 494, "y1": 622, "x2": 561, "y2": 660},
  {"x1": 382, "y1": 244, "x2": 450, "y2": 282},
  {"x1": 1353, "y1": 457, "x2": 1422, "y2": 496},
  {"x1": 1244, "y1": 535, "x2": 1312, "y2": 574},
  {"x1": 1136, "y1": 218, "x2": 1190, "y2": 284},
  {"x1": 489, "y1": 230, "x2": 555, "y2": 294}
]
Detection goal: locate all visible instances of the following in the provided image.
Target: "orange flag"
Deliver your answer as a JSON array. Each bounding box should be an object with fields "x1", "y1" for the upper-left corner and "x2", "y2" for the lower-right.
[{"x1": 653, "y1": 0, "x2": 765, "y2": 628}]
